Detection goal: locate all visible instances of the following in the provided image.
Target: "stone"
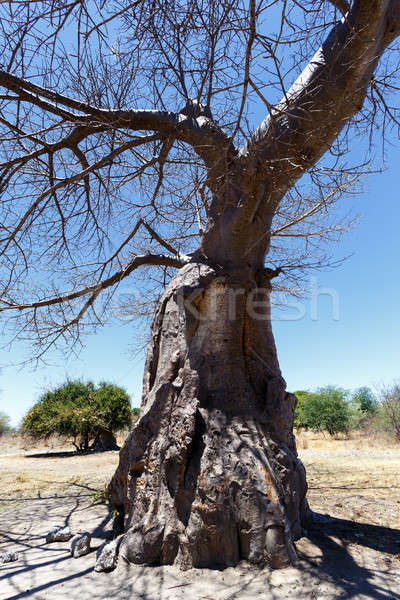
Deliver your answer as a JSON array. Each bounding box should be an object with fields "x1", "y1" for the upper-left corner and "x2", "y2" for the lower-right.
[
  {"x1": 0, "y1": 551, "x2": 18, "y2": 564},
  {"x1": 46, "y1": 525, "x2": 73, "y2": 543},
  {"x1": 70, "y1": 532, "x2": 91, "y2": 558},
  {"x1": 94, "y1": 537, "x2": 122, "y2": 572}
]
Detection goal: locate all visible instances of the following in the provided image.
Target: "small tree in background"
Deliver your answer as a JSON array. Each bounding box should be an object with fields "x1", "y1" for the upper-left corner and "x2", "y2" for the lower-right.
[
  {"x1": 380, "y1": 383, "x2": 400, "y2": 442},
  {"x1": 21, "y1": 380, "x2": 132, "y2": 451},
  {"x1": 352, "y1": 387, "x2": 377, "y2": 414},
  {"x1": 0, "y1": 411, "x2": 11, "y2": 435},
  {"x1": 297, "y1": 386, "x2": 350, "y2": 437},
  {"x1": 348, "y1": 386, "x2": 378, "y2": 430},
  {"x1": 294, "y1": 391, "x2": 318, "y2": 429}
]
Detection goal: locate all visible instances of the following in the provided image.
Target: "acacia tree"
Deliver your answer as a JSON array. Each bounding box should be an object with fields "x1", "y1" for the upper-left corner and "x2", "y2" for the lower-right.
[
  {"x1": 21, "y1": 380, "x2": 132, "y2": 451},
  {"x1": 0, "y1": 0, "x2": 399, "y2": 570}
]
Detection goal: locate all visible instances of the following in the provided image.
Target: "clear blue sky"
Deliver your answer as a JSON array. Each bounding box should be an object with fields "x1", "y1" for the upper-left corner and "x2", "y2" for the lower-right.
[
  {"x1": 2, "y1": 139, "x2": 399, "y2": 426},
  {"x1": 274, "y1": 143, "x2": 400, "y2": 394}
]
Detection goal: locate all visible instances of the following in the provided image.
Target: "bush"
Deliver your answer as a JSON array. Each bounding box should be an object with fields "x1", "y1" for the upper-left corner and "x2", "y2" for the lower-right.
[
  {"x1": 379, "y1": 383, "x2": 400, "y2": 441},
  {"x1": 0, "y1": 411, "x2": 11, "y2": 435},
  {"x1": 294, "y1": 391, "x2": 318, "y2": 428},
  {"x1": 295, "y1": 386, "x2": 350, "y2": 436},
  {"x1": 351, "y1": 387, "x2": 377, "y2": 414},
  {"x1": 21, "y1": 380, "x2": 132, "y2": 451}
]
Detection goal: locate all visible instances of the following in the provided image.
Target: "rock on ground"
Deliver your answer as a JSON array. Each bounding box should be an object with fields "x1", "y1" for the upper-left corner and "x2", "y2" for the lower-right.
[
  {"x1": 46, "y1": 525, "x2": 73, "y2": 543},
  {"x1": 71, "y1": 532, "x2": 91, "y2": 557},
  {"x1": 94, "y1": 537, "x2": 122, "y2": 572},
  {"x1": 0, "y1": 551, "x2": 18, "y2": 564}
]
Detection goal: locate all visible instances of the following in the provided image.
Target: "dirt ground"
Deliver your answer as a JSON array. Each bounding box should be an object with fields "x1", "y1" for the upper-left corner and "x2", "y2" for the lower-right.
[{"x1": 0, "y1": 432, "x2": 399, "y2": 599}]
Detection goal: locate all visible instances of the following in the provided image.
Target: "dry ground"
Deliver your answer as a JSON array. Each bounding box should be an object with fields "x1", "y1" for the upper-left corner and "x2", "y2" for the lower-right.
[{"x1": 0, "y1": 431, "x2": 399, "y2": 599}]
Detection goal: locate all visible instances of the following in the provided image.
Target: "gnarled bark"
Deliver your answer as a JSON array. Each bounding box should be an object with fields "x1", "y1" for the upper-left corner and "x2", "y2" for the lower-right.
[{"x1": 109, "y1": 262, "x2": 308, "y2": 569}]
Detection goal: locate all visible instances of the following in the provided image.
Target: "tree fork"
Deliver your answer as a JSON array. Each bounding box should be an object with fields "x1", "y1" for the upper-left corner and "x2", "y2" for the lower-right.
[{"x1": 108, "y1": 262, "x2": 308, "y2": 569}]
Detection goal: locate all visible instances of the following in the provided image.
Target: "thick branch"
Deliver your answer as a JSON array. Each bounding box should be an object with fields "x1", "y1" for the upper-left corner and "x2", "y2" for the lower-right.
[
  {"x1": 0, "y1": 253, "x2": 188, "y2": 313},
  {"x1": 0, "y1": 70, "x2": 237, "y2": 183},
  {"x1": 242, "y1": 0, "x2": 400, "y2": 211},
  {"x1": 0, "y1": 124, "x2": 106, "y2": 170}
]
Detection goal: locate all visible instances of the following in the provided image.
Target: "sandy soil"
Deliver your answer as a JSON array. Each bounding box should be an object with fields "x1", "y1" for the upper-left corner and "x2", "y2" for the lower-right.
[
  {"x1": 0, "y1": 451, "x2": 119, "y2": 512},
  {"x1": 1, "y1": 434, "x2": 399, "y2": 599}
]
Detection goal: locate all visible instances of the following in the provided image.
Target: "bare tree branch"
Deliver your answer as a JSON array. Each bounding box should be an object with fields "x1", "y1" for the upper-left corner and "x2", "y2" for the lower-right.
[
  {"x1": 0, "y1": 0, "x2": 398, "y2": 360},
  {"x1": 0, "y1": 70, "x2": 237, "y2": 179},
  {"x1": 0, "y1": 253, "x2": 188, "y2": 313}
]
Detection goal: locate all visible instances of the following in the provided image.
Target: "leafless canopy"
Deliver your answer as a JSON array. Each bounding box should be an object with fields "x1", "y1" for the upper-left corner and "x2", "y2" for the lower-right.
[{"x1": 0, "y1": 0, "x2": 399, "y2": 360}]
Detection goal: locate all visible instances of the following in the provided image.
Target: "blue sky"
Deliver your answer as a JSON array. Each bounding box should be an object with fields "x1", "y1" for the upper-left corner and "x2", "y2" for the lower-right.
[
  {"x1": 274, "y1": 142, "x2": 400, "y2": 393},
  {"x1": 2, "y1": 139, "x2": 399, "y2": 426}
]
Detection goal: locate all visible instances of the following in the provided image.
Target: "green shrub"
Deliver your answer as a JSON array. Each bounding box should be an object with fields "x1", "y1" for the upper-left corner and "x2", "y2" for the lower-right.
[
  {"x1": 21, "y1": 380, "x2": 132, "y2": 451},
  {"x1": 351, "y1": 387, "x2": 377, "y2": 414},
  {"x1": 294, "y1": 390, "x2": 318, "y2": 428},
  {"x1": 0, "y1": 411, "x2": 11, "y2": 435},
  {"x1": 295, "y1": 386, "x2": 350, "y2": 436}
]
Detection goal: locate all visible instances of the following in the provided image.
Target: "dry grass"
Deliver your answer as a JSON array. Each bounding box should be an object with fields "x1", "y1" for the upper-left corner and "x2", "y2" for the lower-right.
[
  {"x1": 302, "y1": 452, "x2": 400, "y2": 529},
  {"x1": 294, "y1": 429, "x2": 400, "y2": 531},
  {"x1": 295, "y1": 427, "x2": 398, "y2": 450},
  {"x1": 0, "y1": 429, "x2": 132, "y2": 455},
  {"x1": 0, "y1": 452, "x2": 118, "y2": 511},
  {"x1": 0, "y1": 432, "x2": 124, "y2": 511}
]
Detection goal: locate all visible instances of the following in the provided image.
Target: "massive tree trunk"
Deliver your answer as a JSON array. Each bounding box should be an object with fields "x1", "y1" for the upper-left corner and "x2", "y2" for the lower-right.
[
  {"x1": 107, "y1": 7, "x2": 400, "y2": 568},
  {"x1": 108, "y1": 261, "x2": 308, "y2": 569}
]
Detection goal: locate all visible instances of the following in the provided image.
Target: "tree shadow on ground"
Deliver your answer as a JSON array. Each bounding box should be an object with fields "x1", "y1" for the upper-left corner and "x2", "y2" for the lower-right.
[
  {"x1": 0, "y1": 495, "x2": 112, "y2": 600},
  {"x1": 295, "y1": 512, "x2": 400, "y2": 600},
  {"x1": 1, "y1": 499, "x2": 400, "y2": 600},
  {"x1": 309, "y1": 512, "x2": 400, "y2": 555},
  {"x1": 25, "y1": 449, "x2": 119, "y2": 459}
]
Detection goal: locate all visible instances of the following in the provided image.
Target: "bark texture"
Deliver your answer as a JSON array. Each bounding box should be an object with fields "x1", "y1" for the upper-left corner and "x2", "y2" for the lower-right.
[{"x1": 109, "y1": 262, "x2": 308, "y2": 569}]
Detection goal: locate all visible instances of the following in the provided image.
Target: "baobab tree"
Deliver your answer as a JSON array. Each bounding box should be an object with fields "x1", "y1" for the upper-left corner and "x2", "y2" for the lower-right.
[{"x1": 0, "y1": 0, "x2": 399, "y2": 570}]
